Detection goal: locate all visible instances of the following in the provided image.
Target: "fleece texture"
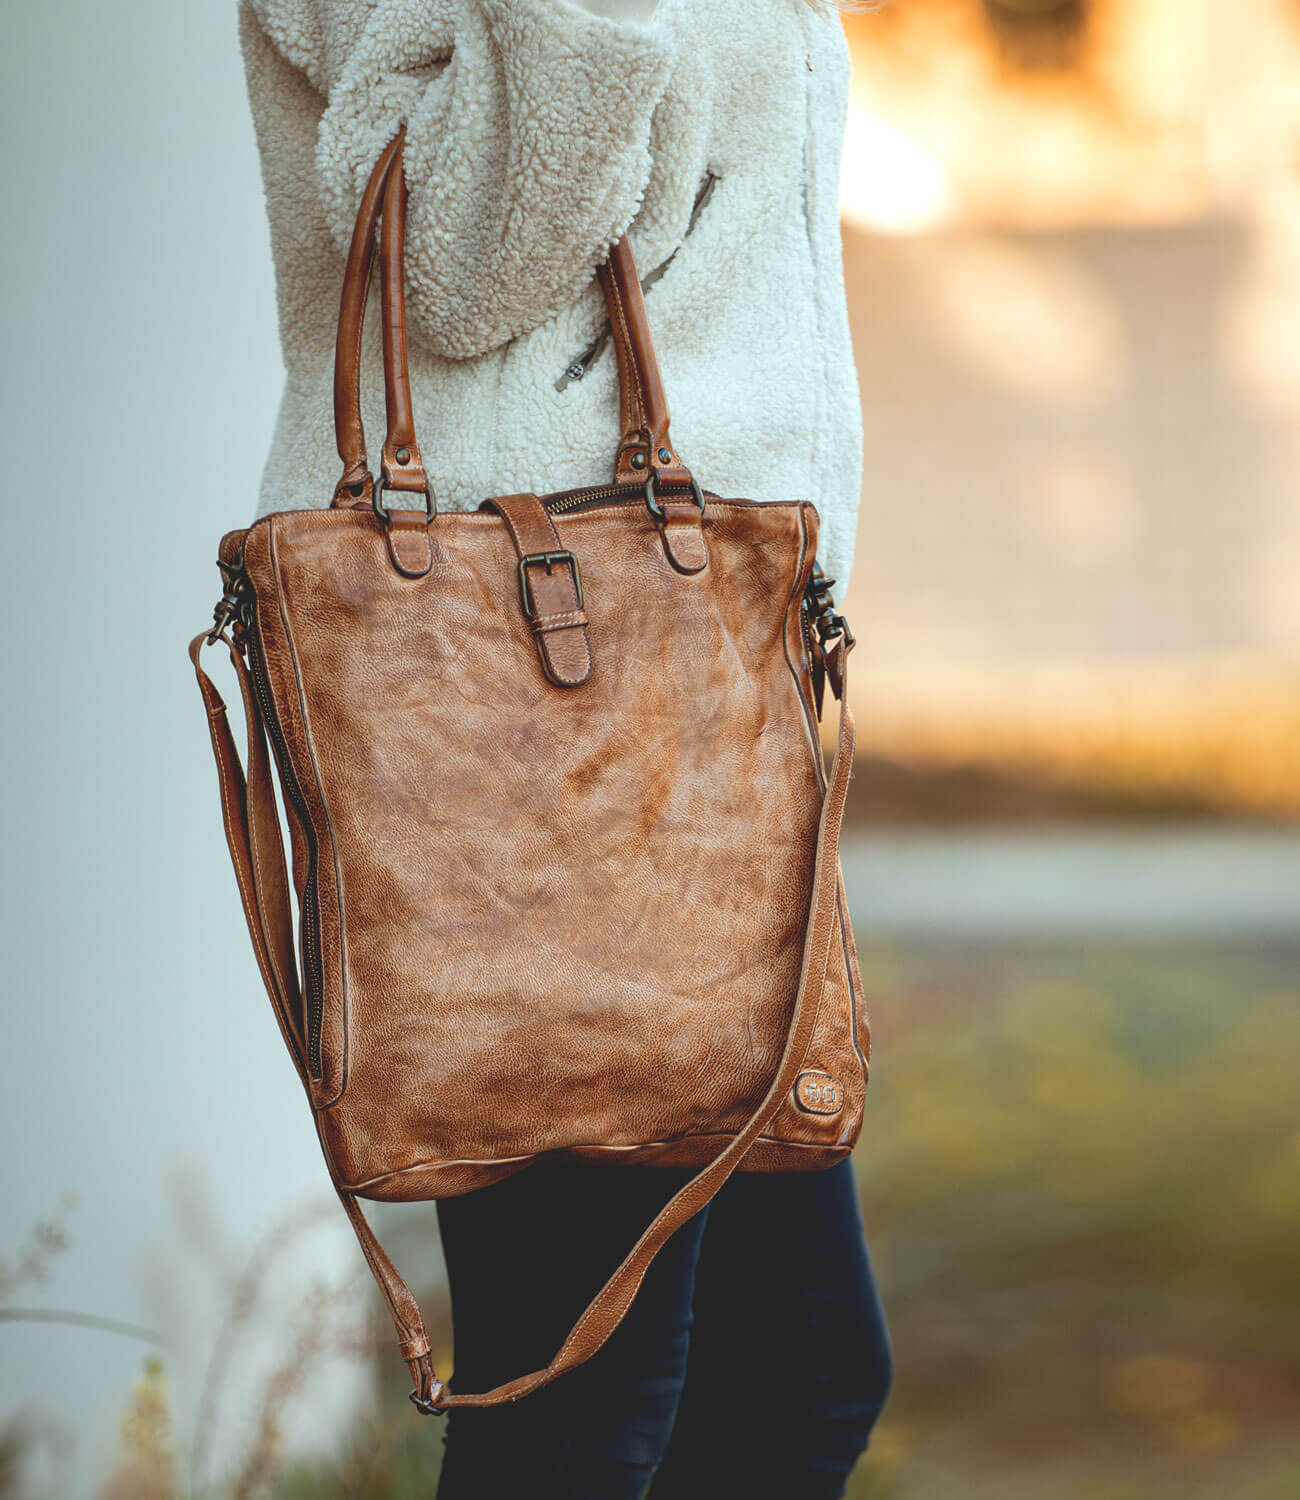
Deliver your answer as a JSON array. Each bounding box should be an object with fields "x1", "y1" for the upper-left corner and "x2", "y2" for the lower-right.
[{"x1": 240, "y1": 0, "x2": 864, "y2": 589}]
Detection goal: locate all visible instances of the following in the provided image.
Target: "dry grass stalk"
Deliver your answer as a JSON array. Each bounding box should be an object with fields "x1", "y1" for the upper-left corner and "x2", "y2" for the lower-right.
[
  {"x1": 97, "y1": 1359, "x2": 180, "y2": 1500},
  {"x1": 189, "y1": 1199, "x2": 336, "y2": 1496},
  {"x1": 0, "y1": 1197, "x2": 76, "y2": 1305}
]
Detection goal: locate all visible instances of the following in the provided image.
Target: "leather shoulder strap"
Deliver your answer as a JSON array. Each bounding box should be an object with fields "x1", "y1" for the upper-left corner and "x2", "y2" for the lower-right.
[
  {"x1": 190, "y1": 621, "x2": 854, "y2": 1415},
  {"x1": 437, "y1": 635, "x2": 857, "y2": 1410}
]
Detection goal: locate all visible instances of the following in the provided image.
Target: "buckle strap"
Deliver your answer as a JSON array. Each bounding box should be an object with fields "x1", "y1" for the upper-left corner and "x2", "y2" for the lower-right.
[{"x1": 485, "y1": 494, "x2": 593, "y2": 688}]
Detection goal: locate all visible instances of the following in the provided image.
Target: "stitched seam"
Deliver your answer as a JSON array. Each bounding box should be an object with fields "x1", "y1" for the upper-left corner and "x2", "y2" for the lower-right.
[
  {"x1": 212, "y1": 724, "x2": 281, "y2": 1021},
  {"x1": 237, "y1": 670, "x2": 287, "y2": 1006},
  {"x1": 344, "y1": 1200, "x2": 416, "y2": 1342},
  {"x1": 251, "y1": 699, "x2": 295, "y2": 978},
  {"x1": 346, "y1": 240, "x2": 374, "y2": 475},
  {"x1": 784, "y1": 504, "x2": 823, "y2": 784},
  {"x1": 599, "y1": 268, "x2": 639, "y2": 436},
  {"x1": 607, "y1": 278, "x2": 646, "y2": 432},
  {"x1": 548, "y1": 623, "x2": 592, "y2": 685},
  {"x1": 344, "y1": 1132, "x2": 839, "y2": 1193},
  {"x1": 270, "y1": 523, "x2": 351, "y2": 1110},
  {"x1": 196, "y1": 648, "x2": 308, "y2": 1083},
  {"x1": 837, "y1": 875, "x2": 870, "y2": 1094},
  {"x1": 531, "y1": 610, "x2": 587, "y2": 630}
]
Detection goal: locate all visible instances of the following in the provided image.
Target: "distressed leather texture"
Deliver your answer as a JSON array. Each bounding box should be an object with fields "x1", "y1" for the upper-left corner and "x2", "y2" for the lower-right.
[
  {"x1": 235, "y1": 492, "x2": 866, "y2": 1187},
  {"x1": 192, "y1": 130, "x2": 868, "y2": 1411}
]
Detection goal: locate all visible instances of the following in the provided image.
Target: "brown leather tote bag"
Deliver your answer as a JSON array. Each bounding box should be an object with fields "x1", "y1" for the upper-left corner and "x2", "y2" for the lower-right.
[{"x1": 190, "y1": 129, "x2": 867, "y2": 1413}]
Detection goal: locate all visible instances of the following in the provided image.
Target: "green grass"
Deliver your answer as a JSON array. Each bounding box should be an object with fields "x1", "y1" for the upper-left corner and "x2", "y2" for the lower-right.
[{"x1": 845, "y1": 937, "x2": 1300, "y2": 1499}]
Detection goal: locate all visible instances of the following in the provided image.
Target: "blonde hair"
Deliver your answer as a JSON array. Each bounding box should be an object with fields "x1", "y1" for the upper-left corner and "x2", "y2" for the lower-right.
[{"x1": 802, "y1": 0, "x2": 885, "y2": 13}]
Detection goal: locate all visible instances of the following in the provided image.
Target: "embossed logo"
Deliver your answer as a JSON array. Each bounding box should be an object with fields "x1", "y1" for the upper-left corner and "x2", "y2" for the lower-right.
[{"x1": 794, "y1": 1069, "x2": 844, "y2": 1116}]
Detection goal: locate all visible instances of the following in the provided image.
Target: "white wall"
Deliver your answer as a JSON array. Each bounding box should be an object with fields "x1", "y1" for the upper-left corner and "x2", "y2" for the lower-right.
[{"x1": 0, "y1": 6, "x2": 374, "y2": 1493}]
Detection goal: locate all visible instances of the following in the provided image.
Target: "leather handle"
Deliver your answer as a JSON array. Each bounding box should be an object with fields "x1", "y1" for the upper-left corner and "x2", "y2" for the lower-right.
[
  {"x1": 330, "y1": 126, "x2": 431, "y2": 510},
  {"x1": 597, "y1": 239, "x2": 693, "y2": 494},
  {"x1": 191, "y1": 614, "x2": 854, "y2": 1416},
  {"x1": 377, "y1": 135, "x2": 430, "y2": 500},
  {"x1": 331, "y1": 130, "x2": 699, "y2": 519},
  {"x1": 332, "y1": 133, "x2": 403, "y2": 505},
  {"x1": 598, "y1": 239, "x2": 707, "y2": 572}
]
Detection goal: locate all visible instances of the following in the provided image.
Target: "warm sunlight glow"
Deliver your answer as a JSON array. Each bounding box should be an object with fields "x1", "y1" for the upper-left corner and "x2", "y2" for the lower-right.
[{"x1": 839, "y1": 107, "x2": 957, "y2": 236}]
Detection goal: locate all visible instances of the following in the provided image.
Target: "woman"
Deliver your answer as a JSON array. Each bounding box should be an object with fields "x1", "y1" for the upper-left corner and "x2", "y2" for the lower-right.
[{"x1": 239, "y1": 0, "x2": 891, "y2": 1494}]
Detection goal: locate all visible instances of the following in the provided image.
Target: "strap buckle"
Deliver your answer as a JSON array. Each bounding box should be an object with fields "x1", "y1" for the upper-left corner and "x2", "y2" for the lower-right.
[{"x1": 517, "y1": 549, "x2": 582, "y2": 620}]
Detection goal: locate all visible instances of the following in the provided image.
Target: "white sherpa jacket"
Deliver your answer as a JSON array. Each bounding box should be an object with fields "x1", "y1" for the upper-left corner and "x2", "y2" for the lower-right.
[{"x1": 241, "y1": 0, "x2": 863, "y2": 588}]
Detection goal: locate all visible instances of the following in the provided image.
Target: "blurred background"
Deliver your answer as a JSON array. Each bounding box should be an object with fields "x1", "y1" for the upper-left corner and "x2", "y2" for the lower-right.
[{"x1": 1, "y1": 1, "x2": 1297, "y2": 1497}]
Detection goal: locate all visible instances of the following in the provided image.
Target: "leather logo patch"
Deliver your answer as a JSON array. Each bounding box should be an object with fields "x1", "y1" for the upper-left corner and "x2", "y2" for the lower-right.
[{"x1": 794, "y1": 1069, "x2": 844, "y2": 1116}]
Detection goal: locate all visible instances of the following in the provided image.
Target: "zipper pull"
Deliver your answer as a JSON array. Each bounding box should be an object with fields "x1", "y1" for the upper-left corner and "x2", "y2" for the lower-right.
[{"x1": 556, "y1": 326, "x2": 611, "y2": 392}]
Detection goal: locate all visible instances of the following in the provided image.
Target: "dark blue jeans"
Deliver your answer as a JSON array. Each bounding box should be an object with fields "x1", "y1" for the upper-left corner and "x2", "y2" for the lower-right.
[{"x1": 435, "y1": 1157, "x2": 892, "y2": 1498}]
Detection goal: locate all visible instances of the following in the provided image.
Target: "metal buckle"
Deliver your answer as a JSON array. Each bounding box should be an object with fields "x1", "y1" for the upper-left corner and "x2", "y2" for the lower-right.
[
  {"x1": 373, "y1": 476, "x2": 436, "y2": 522},
  {"x1": 517, "y1": 549, "x2": 583, "y2": 620},
  {"x1": 644, "y1": 472, "x2": 705, "y2": 524}
]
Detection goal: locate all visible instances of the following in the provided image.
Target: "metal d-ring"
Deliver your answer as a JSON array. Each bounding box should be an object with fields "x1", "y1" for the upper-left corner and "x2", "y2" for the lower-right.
[
  {"x1": 373, "y1": 476, "x2": 436, "y2": 523},
  {"x1": 643, "y1": 471, "x2": 705, "y2": 523}
]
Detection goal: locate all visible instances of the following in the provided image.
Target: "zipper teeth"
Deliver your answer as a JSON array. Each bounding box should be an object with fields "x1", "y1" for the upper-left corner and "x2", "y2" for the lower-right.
[
  {"x1": 542, "y1": 484, "x2": 644, "y2": 515},
  {"x1": 542, "y1": 484, "x2": 723, "y2": 516},
  {"x1": 247, "y1": 618, "x2": 326, "y2": 1080}
]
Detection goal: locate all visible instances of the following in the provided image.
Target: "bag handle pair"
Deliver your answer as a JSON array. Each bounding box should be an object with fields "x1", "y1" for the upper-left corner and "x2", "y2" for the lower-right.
[
  {"x1": 331, "y1": 128, "x2": 701, "y2": 531},
  {"x1": 188, "y1": 617, "x2": 857, "y2": 1414}
]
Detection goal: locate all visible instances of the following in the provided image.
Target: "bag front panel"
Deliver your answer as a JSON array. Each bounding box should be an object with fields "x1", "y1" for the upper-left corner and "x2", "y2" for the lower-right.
[{"x1": 246, "y1": 498, "x2": 864, "y2": 1197}]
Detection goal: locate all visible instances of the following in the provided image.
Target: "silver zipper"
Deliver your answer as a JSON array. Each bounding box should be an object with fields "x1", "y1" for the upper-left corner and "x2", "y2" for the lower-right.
[{"x1": 556, "y1": 171, "x2": 720, "y2": 391}]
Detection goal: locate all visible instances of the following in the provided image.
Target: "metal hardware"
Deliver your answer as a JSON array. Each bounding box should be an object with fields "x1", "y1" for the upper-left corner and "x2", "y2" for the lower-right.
[
  {"x1": 395, "y1": 446, "x2": 410, "y2": 464},
  {"x1": 517, "y1": 549, "x2": 583, "y2": 620},
  {"x1": 658, "y1": 448, "x2": 672, "y2": 463},
  {"x1": 409, "y1": 1388, "x2": 441, "y2": 1416},
  {"x1": 631, "y1": 451, "x2": 647, "y2": 469},
  {"x1": 644, "y1": 472, "x2": 706, "y2": 524},
  {"x1": 803, "y1": 563, "x2": 853, "y2": 650},
  {"x1": 373, "y1": 476, "x2": 436, "y2": 522},
  {"x1": 207, "y1": 551, "x2": 251, "y2": 645},
  {"x1": 823, "y1": 612, "x2": 855, "y2": 650}
]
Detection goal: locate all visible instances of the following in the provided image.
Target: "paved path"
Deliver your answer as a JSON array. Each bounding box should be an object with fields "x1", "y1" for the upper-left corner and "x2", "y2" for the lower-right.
[{"x1": 840, "y1": 827, "x2": 1300, "y2": 937}]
